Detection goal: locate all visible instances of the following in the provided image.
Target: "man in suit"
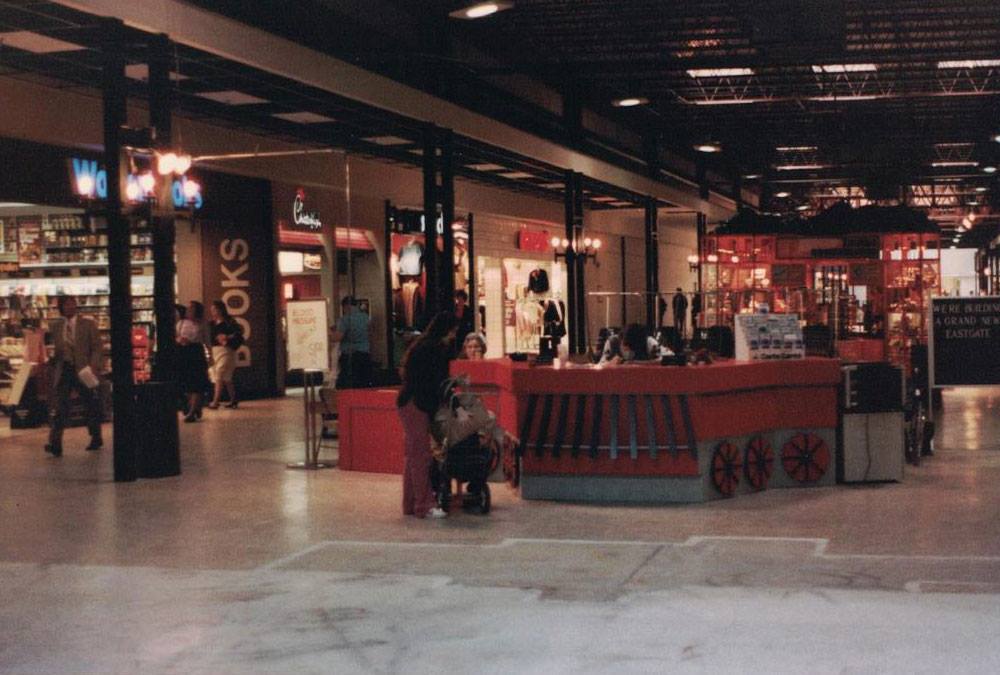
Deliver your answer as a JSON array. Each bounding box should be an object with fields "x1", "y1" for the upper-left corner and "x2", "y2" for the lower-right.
[{"x1": 46, "y1": 296, "x2": 104, "y2": 457}]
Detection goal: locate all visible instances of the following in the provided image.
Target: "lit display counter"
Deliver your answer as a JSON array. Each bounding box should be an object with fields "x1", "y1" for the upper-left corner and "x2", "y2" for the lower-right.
[{"x1": 338, "y1": 357, "x2": 842, "y2": 503}]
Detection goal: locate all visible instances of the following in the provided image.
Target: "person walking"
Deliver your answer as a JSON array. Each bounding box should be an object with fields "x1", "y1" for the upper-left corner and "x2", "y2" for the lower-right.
[
  {"x1": 176, "y1": 300, "x2": 210, "y2": 422},
  {"x1": 207, "y1": 300, "x2": 243, "y2": 409},
  {"x1": 45, "y1": 296, "x2": 103, "y2": 456},
  {"x1": 331, "y1": 295, "x2": 372, "y2": 389},
  {"x1": 397, "y1": 311, "x2": 457, "y2": 519}
]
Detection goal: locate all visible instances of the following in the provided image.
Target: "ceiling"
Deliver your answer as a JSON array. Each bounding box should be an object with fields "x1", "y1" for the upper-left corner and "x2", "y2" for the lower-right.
[
  {"x1": 0, "y1": 0, "x2": 688, "y2": 214},
  {"x1": 3, "y1": 0, "x2": 1000, "y2": 247}
]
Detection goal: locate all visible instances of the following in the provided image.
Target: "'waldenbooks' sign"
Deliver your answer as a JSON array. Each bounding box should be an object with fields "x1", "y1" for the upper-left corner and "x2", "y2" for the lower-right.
[{"x1": 931, "y1": 296, "x2": 1000, "y2": 386}]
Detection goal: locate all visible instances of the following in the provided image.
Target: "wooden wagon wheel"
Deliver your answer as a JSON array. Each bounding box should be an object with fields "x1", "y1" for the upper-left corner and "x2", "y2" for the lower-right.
[
  {"x1": 780, "y1": 433, "x2": 830, "y2": 483},
  {"x1": 711, "y1": 441, "x2": 742, "y2": 496},
  {"x1": 744, "y1": 436, "x2": 774, "y2": 491}
]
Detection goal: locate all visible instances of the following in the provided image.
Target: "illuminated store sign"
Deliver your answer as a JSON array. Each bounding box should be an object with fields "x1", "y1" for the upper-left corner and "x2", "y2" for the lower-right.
[
  {"x1": 292, "y1": 188, "x2": 322, "y2": 230},
  {"x1": 70, "y1": 157, "x2": 202, "y2": 209}
]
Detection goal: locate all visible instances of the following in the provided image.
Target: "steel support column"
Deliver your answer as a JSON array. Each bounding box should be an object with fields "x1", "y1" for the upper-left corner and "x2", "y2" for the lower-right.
[
  {"x1": 696, "y1": 212, "x2": 707, "y2": 294},
  {"x1": 102, "y1": 19, "x2": 136, "y2": 482},
  {"x1": 644, "y1": 197, "x2": 659, "y2": 331},
  {"x1": 564, "y1": 171, "x2": 586, "y2": 353},
  {"x1": 422, "y1": 126, "x2": 439, "y2": 322},
  {"x1": 439, "y1": 130, "x2": 455, "y2": 311}
]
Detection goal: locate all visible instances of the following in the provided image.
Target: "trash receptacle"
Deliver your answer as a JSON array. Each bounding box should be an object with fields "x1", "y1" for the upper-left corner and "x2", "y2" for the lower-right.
[{"x1": 134, "y1": 381, "x2": 181, "y2": 478}]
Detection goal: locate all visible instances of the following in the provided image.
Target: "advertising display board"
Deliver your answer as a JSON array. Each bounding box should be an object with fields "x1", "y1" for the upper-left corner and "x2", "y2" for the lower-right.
[
  {"x1": 286, "y1": 299, "x2": 329, "y2": 372},
  {"x1": 930, "y1": 296, "x2": 1000, "y2": 386}
]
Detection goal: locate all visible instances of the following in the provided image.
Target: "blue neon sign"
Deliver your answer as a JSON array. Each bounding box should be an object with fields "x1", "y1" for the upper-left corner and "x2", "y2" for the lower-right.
[{"x1": 70, "y1": 156, "x2": 202, "y2": 209}]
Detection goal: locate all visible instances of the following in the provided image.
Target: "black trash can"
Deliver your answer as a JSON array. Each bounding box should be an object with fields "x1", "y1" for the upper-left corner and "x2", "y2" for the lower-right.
[{"x1": 134, "y1": 381, "x2": 181, "y2": 478}]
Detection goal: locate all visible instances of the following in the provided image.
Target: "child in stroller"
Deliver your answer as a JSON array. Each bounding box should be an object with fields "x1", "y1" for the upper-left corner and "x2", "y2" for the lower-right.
[{"x1": 431, "y1": 376, "x2": 504, "y2": 514}]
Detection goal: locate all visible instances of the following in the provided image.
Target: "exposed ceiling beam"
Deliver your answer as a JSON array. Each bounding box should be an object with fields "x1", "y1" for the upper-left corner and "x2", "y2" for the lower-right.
[{"x1": 51, "y1": 0, "x2": 736, "y2": 221}]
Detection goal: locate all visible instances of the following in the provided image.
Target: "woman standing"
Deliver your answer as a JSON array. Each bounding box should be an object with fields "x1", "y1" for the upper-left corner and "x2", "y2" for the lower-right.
[
  {"x1": 397, "y1": 311, "x2": 457, "y2": 519},
  {"x1": 207, "y1": 300, "x2": 243, "y2": 409},
  {"x1": 176, "y1": 301, "x2": 210, "y2": 422}
]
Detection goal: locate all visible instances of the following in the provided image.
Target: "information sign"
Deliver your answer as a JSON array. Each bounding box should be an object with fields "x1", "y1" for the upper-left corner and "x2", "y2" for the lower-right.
[{"x1": 286, "y1": 299, "x2": 329, "y2": 372}]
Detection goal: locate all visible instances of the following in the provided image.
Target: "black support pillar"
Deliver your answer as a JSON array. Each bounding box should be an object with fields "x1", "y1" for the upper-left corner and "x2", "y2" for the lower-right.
[
  {"x1": 696, "y1": 212, "x2": 707, "y2": 294},
  {"x1": 644, "y1": 197, "x2": 659, "y2": 331},
  {"x1": 102, "y1": 19, "x2": 137, "y2": 482},
  {"x1": 564, "y1": 171, "x2": 586, "y2": 353},
  {"x1": 420, "y1": 126, "x2": 456, "y2": 322},
  {"x1": 148, "y1": 34, "x2": 177, "y2": 381}
]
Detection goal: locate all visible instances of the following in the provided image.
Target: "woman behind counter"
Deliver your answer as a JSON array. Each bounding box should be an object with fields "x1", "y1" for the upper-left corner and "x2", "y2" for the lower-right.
[{"x1": 396, "y1": 311, "x2": 457, "y2": 519}]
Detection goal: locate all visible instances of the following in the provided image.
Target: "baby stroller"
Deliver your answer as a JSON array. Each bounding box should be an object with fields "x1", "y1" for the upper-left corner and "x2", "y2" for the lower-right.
[{"x1": 431, "y1": 376, "x2": 503, "y2": 514}]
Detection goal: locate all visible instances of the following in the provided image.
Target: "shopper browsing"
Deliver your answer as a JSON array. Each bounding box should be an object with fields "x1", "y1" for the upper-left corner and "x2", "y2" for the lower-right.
[
  {"x1": 396, "y1": 311, "x2": 457, "y2": 519},
  {"x1": 207, "y1": 300, "x2": 243, "y2": 409},
  {"x1": 461, "y1": 332, "x2": 487, "y2": 360},
  {"x1": 330, "y1": 295, "x2": 372, "y2": 389},
  {"x1": 45, "y1": 296, "x2": 104, "y2": 457},
  {"x1": 176, "y1": 300, "x2": 210, "y2": 422}
]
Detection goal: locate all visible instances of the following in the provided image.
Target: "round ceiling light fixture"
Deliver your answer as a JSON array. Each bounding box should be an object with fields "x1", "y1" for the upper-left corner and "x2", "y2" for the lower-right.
[
  {"x1": 795, "y1": 204, "x2": 809, "y2": 211},
  {"x1": 976, "y1": 186, "x2": 989, "y2": 192},
  {"x1": 450, "y1": 2, "x2": 513, "y2": 19},
  {"x1": 694, "y1": 142, "x2": 722, "y2": 153},
  {"x1": 984, "y1": 165, "x2": 998, "y2": 174},
  {"x1": 612, "y1": 97, "x2": 649, "y2": 108},
  {"x1": 743, "y1": 173, "x2": 761, "y2": 180},
  {"x1": 994, "y1": 133, "x2": 1000, "y2": 143},
  {"x1": 774, "y1": 190, "x2": 791, "y2": 198}
]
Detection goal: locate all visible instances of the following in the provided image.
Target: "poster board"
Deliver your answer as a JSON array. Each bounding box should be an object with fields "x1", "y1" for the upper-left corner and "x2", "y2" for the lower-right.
[
  {"x1": 930, "y1": 296, "x2": 1000, "y2": 387},
  {"x1": 286, "y1": 299, "x2": 329, "y2": 372}
]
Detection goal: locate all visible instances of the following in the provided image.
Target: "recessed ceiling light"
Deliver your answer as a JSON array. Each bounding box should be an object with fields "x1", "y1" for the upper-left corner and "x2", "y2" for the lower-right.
[
  {"x1": 975, "y1": 186, "x2": 988, "y2": 192},
  {"x1": 609, "y1": 201, "x2": 632, "y2": 207},
  {"x1": 774, "y1": 191, "x2": 791, "y2": 198},
  {"x1": 449, "y1": 2, "x2": 513, "y2": 19},
  {"x1": 775, "y1": 164, "x2": 829, "y2": 171},
  {"x1": 539, "y1": 182, "x2": 564, "y2": 189},
  {"x1": 776, "y1": 146, "x2": 818, "y2": 152},
  {"x1": 795, "y1": 204, "x2": 810, "y2": 211},
  {"x1": 465, "y1": 163, "x2": 505, "y2": 171},
  {"x1": 687, "y1": 68, "x2": 754, "y2": 78},
  {"x1": 612, "y1": 97, "x2": 649, "y2": 108},
  {"x1": 591, "y1": 196, "x2": 617, "y2": 202},
  {"x1": 931, "y1": 161, "x2": 979, "y2": 168},
  {"x1": 984, "y1": 165, "x2": 998, "y2": 174},
  {"x1": 743, "y1": 174, "x2": 761, "y2": 180},
  {"x1": 364, "y1": 135, "x2": 412, "y2": 146},
  {"x1": 196, "y1": 90, "x2": 268, "y2": 105},
  {"x1": 124, "y1": 64, "x2": 188, "y2": 82},
  {"x1": 499, "y1": 171, "x2": 534, "y2": 179},
  {"x1": 994, "y1": 134, "x2": 1000, "y2": 143},
  {"x1": 0, "y1": 31, "x2": 85, "y2": 53},
  {"x1": 694, "y1": 142, "x2": 721, "y2": 153},
  {"x1": 272, "y1": 111, "x2": 336, "y2": 124}
]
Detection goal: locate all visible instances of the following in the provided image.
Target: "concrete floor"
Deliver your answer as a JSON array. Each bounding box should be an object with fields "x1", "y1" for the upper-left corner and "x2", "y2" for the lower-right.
[{"x1": 2, "y1": 388, "x2": 999, "y2": 673}]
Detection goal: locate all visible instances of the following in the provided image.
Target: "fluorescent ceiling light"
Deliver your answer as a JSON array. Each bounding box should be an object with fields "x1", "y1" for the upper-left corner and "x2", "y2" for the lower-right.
[
  {"x1": 775, "y1": 164, "x2": 829, "y2": 171},
  {"x1": 0, "y1": 31, "x2": 85, "y2": 53},
  {"x1": 465, "y1": 163, "x2": 505, "y2": 171},
  {"x1": 364, "y1": 135, "x2": 411, "y2": 146},
  {"x1": 124, "y1": 64, "x2": 187, "y2": 82},
  {"x1": 937, "y1": 59, "x2": 1000, "y2": 69},
  {"x1": 743, "y1": 174, "x2": 761, "y2": 179},
  {"x1": 930, "y1": 161, "x2": 979, "y2": 167},
  {"x1": 811, "y1": 64, "x2": 877, "y2": 73},
  {"x1": 690, "y1": 98, "x2": 770, "y2": 105},
  {"x1": 975, "y1": 186, "x2": 989, "y2": 192},
  {"x1": 272, "y1": 111, "x2": 335, "y2": 124},
  {"x1": 612, "y1": 97, "x2": 648, "y2": 107},
  {"x1": 195, "y1": 90, "x2": 268, "y2": 105},
  {"x1": 609, "y1": 201, "x2": 632, "y2": 207},
  {"x1": 984, "y1": 165, "x2": 998, "y2": 173},
  {"x1": 808, "y1": 95, "x2": 882, "y2": 102},
  {"x1": 687, "y1": 67, "x2": 754, "y2": 78},
  {"x1": 774, "y1": 191, "x2": 791, "y2": 198},
  {"x1": 499, "y1": 171, "x2": 534, "y2": 179},
  {"x1": 449, "y1": 2, "x2": 513, "y2": 19},
  {"x1": 0, "y1": 202, "x2": 36, "y2": 208},
  {"x1": 591, "y1": 196, "x2": 617, "y2": 202},
  {"x1": 776, "y1": 146, "x2": 818, "y2": 152},
  {"x1": 539, "y1": 183, "x2": 563, "y2": 189},
  {"x1": 796, "y1": 204, "x2": 810, "y2": 211},
  {"x1": 934, "y1": 142, "x2": 974, "y2": 148}
]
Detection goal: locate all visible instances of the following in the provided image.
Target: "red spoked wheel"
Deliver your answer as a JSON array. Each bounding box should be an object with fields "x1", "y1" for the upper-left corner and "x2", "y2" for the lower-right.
[
  {"x1": 781, "y1": 433, "x2": 830, "y2": 483},
  {"x1": 711, "y1": 441, "x2": 742, "y2": 496},
  {"x1": 744, "y1": 436, "x2": 774, "y2": 491}
]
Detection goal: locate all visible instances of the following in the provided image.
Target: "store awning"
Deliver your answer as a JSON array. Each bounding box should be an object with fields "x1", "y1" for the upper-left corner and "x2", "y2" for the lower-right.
[
  {"x1": 278, "y1": 227, "x2": 324, "y2": 248},
  {"x1": 336, "y1": 228, "x2": 374, "y2": 251}
]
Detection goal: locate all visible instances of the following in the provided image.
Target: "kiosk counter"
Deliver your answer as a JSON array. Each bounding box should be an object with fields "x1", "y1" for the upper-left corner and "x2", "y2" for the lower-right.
[{"x1": 338, "y1": 357, "x2": 842, "y2": 503}]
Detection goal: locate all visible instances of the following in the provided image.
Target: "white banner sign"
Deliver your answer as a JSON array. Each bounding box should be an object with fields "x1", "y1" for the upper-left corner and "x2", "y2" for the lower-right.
[{"x1": 286, "y1": 299, "x2": 329, "y2": 372}]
